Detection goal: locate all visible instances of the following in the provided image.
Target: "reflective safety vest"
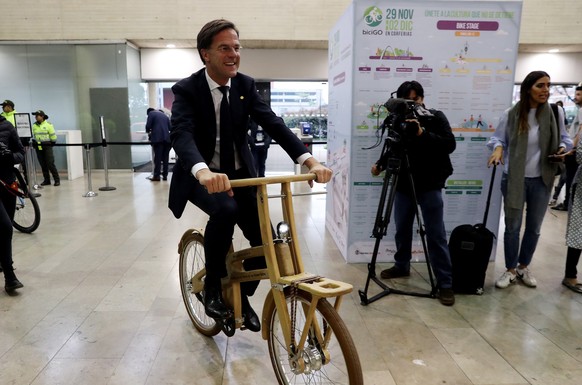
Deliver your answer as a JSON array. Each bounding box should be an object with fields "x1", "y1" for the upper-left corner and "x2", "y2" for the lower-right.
[
  {"x1": 0, "y1": 110, "x2": 16, "y2": 127},
  {"x1": 32, "y1": 120, "x2": 57, "y2": 150}
]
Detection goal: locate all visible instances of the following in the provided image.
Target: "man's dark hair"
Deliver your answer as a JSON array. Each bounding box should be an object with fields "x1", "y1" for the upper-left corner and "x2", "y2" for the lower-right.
[
  {"x1": 147, "y1": 108, "x2": 155, "y2": 114},
  {"x1": 576, "y1": 86, "x2": 582, "y2": 92},
  {"x1": 396, "y1": 80, "x2": 424, "y2": 99},
  {"x1": 197, "y1": 19, "x2": 239, "y2": 63}
]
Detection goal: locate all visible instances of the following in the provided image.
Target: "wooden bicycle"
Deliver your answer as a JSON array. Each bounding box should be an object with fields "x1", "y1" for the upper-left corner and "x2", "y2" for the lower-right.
[{"x1": 177, "y1": 173, "x2": 363, "y2": 384}]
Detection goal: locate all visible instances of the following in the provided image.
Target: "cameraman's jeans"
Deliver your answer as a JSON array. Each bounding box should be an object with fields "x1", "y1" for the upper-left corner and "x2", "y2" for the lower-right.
[
  {"x1": 393, "y1": 189, "x2": 453, "y2": 289},
  {"x1": 501, "y1": 174, "x2": 551, "y2": 270}
]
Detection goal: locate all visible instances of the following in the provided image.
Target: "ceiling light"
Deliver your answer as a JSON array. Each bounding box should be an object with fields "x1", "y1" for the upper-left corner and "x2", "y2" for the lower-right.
[
  {"x1": 548, "y1": 48, "x2": 559, "y2": 53},
  {"x1": 166, "y1": 44, "x2": 176, "y2": 49}
]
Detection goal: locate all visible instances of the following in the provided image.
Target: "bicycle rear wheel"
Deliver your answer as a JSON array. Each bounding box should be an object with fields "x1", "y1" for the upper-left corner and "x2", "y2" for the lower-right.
[
  {"x1": 12, "y1": 169, "x2": 41, "y2": 233},
  {"x1": 178, "y1": 230, "x2": 220, "y2": 336},
  {"x1": 267, "y1": 290, "x2": 363, "y2": 385}
]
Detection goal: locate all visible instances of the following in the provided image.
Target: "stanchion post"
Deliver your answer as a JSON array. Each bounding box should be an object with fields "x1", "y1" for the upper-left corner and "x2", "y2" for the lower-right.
[
  {"x1": 98, "y1": 116, "x2": 116, "y2": 191},
  {"x1": 13, "y1": 113, "x2": 41, "y2": 195},
  {"x1": 83, "y1": 144, "x2": 97, "y2": 197},
  {"x1": 25, "y1": 145, "x2": 42, "y2": 197}
]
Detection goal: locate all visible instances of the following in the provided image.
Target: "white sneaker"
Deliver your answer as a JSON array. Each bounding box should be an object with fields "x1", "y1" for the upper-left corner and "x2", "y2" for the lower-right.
[
  {"x1": 516, "y1": 267, "x2": 537, "y2": 287},
  {"x1": 495, "y1": 271, "x2": 517, "y2": 289},
  {"x1": 549, "y1": 199, "x2": 557, "y2": 206}
]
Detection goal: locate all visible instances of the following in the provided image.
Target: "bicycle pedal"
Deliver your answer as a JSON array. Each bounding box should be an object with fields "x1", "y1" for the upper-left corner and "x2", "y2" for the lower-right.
[{"x1": 220, "y1": 316, "x2": 236, "y2": 337}]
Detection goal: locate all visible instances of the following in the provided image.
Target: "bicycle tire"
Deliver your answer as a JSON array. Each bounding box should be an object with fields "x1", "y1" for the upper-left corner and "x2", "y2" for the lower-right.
[
  {"x1": 178, "y1": 230, "x2": 221, "y2": 336},
  {"x1": 266, "y1": 290, "x2": 363, "y2": 385},
  {"x1": 12, "y1": 169, "x2": 41, "y2": 233}
]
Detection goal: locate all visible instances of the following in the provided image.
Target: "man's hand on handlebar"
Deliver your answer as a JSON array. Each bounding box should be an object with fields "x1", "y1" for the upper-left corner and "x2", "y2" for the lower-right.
[
  {"x1": 304, "y1": 157, "x2": 332, "y2": 187},
  {"x1": 196, "y1": 169, "x2": 233, "y2": 197}
]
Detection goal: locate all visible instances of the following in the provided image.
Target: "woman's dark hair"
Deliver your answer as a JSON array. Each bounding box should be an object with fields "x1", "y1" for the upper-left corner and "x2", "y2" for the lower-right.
[
  {"x1": 395, "y1": 80, "x2": 424, "y2": 99},
  {"x1": 197, "y1": 19, "x2": 239, "y2": 63},
  {"x1": 518, "y1": 70, "x2": 550, "y2": 133}
]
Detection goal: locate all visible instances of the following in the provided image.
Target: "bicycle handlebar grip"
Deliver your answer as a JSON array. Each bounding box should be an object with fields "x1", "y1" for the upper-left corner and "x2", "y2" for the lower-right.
[{"x1": 229, "y1": 173, "x2": 316, "y2": 188}]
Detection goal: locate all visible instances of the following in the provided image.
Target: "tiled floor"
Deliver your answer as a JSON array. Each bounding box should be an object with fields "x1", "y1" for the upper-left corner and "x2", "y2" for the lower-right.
[{"x1": 2, "y1": 171, "x2": 582, "y2": 385}]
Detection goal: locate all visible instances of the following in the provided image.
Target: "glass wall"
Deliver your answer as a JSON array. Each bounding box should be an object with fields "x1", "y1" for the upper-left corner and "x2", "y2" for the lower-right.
[
  {"x1": 0, "y1": 43, "x2": 142, "y2": 172},
  {"x1": 270, "y1": 81, "x2": 329, "y2": 140}
]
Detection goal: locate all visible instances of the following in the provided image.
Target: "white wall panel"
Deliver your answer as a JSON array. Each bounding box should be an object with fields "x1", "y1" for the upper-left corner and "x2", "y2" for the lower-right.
[
  {"x1": 515, "y1": 53, "x2": 582, "y2": 84},
  {"x1": 1, "y1": 1, "x2": 580, "y2": 47}
]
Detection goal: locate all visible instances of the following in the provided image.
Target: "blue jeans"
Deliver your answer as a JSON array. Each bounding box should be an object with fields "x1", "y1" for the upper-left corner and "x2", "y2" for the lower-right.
[
  {"x1": 393, "y1": 189, "x2": 453, "y2": 289},
  {"x1": 501, "y1": 173, "x2": 551, "y2": 270}
]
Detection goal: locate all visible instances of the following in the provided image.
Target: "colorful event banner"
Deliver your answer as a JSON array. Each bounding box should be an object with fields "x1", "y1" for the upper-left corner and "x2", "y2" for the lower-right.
[{"x1": 327, "y1": 0, "x2": 523, "y2": 262}]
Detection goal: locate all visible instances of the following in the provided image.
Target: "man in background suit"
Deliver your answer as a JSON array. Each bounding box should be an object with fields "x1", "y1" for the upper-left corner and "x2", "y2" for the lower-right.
[
  {"x1": 169, "y1": 19, "x2": 331, "y2": 332},
  {"x1": 145, "y1": 108, "x2": 171, "y2": 181}
]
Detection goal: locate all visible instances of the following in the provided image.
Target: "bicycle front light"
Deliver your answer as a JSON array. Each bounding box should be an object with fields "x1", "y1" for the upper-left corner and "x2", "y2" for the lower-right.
[{"x1": 276, "y1": 221, "x2": 290, "y2": 240}]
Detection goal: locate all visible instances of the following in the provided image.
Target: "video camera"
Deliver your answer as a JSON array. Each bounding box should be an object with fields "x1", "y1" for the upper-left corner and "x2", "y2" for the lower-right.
[{"x1": 380, "y1": 98, "x2": 434, "y2": 143}]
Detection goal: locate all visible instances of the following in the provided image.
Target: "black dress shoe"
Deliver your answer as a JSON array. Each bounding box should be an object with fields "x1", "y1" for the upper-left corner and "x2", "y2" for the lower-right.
[
  {"x1": 241, "y1": 295, "x2": 261, "y2": 332},
  {"x1": 147, "y1": 176, "x2": 161, "y2": 181},
  {"x1": 40, "y1": 180, "x2": 51, "y2": 186},
  {"x1": 204, "y1": 287, "x2": 231, "y2": 319},
  {"x1": 551, "y1": 203, "x2": 568, "y2": 211},
  {"x1": 54, "y1": 181, "x2": 60, "y2": 186},
  {"x1": 380, "y1": 266, "x2": 410, "y2": 279},
  {"x1": 5, "y1": 278, "x2": 24, "y2": 292}
]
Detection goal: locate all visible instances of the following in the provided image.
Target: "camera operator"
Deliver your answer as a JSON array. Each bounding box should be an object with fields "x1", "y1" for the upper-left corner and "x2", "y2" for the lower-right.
[{"x1": 371, "y1": 80, "x2": 456, "y2": 306}]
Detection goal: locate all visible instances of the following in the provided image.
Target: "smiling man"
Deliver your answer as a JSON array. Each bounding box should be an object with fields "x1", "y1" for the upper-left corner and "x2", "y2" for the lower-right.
[{"x1": 168, "y1": 19, "x2": 331, "y2": 332}]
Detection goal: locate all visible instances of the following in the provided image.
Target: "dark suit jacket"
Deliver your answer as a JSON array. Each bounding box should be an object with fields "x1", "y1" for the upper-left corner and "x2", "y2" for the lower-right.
[
  {"x1": 145, "y1": 110, "x2": 171, "y2": 143},
  {"x1": 168, "y1": 69, "x2": 309, "y2": 218}
]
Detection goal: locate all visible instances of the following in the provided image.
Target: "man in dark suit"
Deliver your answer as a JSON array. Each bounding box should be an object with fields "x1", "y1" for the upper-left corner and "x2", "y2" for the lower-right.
[
  {"x1": 169, "y1": 19, "x2": 331, "y2": 332},
  {"x1": 145, "y1": 108, "x2": 172, "y2": 181}
]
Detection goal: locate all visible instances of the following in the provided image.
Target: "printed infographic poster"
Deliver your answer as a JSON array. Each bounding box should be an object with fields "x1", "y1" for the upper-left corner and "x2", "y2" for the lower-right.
[{"x1": 327, "y1": 0, "x2": 522, "y2": 263}]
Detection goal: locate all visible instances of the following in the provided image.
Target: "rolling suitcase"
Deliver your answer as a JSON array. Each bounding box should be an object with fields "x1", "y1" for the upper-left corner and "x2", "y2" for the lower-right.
[{"x1": 449, "y1": 165, "x2": 496, "y2": 295}]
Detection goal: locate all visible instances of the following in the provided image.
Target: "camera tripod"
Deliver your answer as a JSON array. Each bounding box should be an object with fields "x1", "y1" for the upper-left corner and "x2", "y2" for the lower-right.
[{"x1": 359, "y1": 138, "x2": 437, "y2": 305}]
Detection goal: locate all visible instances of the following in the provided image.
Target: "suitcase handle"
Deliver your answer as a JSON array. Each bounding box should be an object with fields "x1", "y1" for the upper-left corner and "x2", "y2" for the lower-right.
[{"x1": 482, "y1": 164, "x2": 496, "y2": 226}]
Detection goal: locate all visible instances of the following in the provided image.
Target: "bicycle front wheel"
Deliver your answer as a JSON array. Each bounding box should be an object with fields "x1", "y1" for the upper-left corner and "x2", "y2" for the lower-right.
[
  {"x1": 267, "y1": 290, "x2": 363, "y2": 385},
  {"x1": 178, "y1": 230, "x2": 221, "y2": 336},
  {"x1": 13, "y1": 193, "x2": 41, "y2": 233}
]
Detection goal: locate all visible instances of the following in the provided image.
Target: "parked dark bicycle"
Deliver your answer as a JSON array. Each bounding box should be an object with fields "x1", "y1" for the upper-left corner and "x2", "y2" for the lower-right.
[{"x1": 0, "y1": 167, "x2": 41, "y2": 233}]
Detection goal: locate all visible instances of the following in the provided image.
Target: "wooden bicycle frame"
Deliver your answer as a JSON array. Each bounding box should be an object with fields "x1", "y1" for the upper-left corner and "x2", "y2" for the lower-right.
[{"x1": 227, "y1": 174, "x2": 353, "y2": 353}]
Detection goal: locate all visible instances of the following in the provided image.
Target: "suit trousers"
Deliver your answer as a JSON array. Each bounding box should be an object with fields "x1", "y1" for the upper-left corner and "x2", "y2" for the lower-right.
[
  {"x1": 152, "y1": 141, "x2": 171, "y2": 178},
  {"x1": 0, "y1": 187, "x2": 16, "y2": 272},
  {"x1": 187, "y1": 169, "x2": 266, "y2": 296}
]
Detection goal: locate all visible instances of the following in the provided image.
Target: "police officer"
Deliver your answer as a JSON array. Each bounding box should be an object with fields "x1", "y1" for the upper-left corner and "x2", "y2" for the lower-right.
[
  {"x1": 1, "y1": 100, "x2": 16, "y2": 127},
  {"x1": 32, "y1": 110, "x2": 60, "y2": 186}
]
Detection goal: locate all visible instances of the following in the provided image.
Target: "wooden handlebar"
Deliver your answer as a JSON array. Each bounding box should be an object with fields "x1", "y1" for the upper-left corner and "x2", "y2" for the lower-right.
[{"x1": 229, "y1": 173, "x2": 316, "y2": 188}]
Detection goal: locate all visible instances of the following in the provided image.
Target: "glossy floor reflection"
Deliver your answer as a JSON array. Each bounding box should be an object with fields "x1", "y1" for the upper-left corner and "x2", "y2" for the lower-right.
[{"x1": 2, "y1": 171, "x2": 581, "y2": 385}]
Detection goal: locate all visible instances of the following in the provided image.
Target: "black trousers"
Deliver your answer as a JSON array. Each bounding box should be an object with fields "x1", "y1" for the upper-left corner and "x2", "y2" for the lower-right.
[
  {"x1": 0, "y1": 187, "x2": 16, "y2": 273},
  {"x1": 152, "y1": 141, "x2": 171, "y2": 178},
  {"x1": 35, "y1": 147, "x2": 60, "y2": 183},
  {"x1": 187, "y1": 169, "x2": 266, "y2": 296},
  {"x1": 251, "y1": 146, "x2": 269, "y2": 177}
]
